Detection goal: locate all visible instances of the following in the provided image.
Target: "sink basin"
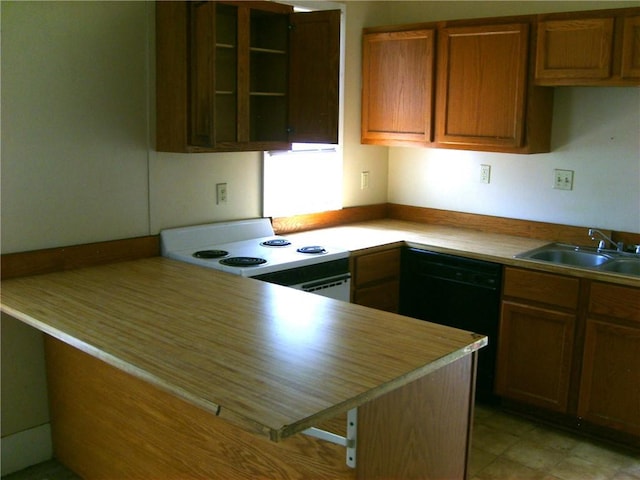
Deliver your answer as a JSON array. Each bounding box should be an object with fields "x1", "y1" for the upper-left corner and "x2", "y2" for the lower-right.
[
  {"x1": 599, "y1": 258, "x2": 640, "y2": 275},
  {"x1": 516, "y1": 243, "x2": 640, "y2": 277},
  {"x1": 526, "y1": 249, "x2": 611, "y2": 267},
  {"x1": 516, "y1": 244, "x2": 612, "y2": 268}
]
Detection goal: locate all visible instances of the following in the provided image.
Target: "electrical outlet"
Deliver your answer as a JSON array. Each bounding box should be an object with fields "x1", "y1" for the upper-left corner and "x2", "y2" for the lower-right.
[
  {"x1": 361, "y1": 171, "x2": 370, "y2": 190},
  {"x1": 216, "y1": 183, "x2": 227, "y2": 204},
  {"x1": 480, "y1": 164, "x2": 491, "y2": 184},
  {"x1": 553, "y1": 169, "x2": 574, "y2": 191}
]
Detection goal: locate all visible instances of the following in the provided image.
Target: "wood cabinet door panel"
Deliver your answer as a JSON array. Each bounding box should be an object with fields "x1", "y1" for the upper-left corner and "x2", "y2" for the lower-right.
[
  {"x1": 578, "y1": 319, "x2": 640, "y2": 435},
  {"x1": 352, "y1": 248, "x2": 400, "y2": 312},
  {"x1": 189, "y1": 1, "x2": 217, "y2": 147},
  {"x1": 621, "y1": 15, "x2": 640, "y2": 79},
  {"x1": 436, "y1": 23, "x2": 528, "y2": 149},
  {"x1": 362, "y1": 30, "x2": 434, "y2": 146},
  {"x1": 354, "y1": 280, "x2": 400, "y2": 313},
  {"x1": 496, "y1": 301, "x2": 575, "y2": 412},
  {"x1": 354, "y1": 249, "x2": 401, "y2": 287},
  {"x1": 289, "y1": 10, "x2": 340, "y2": 144},
  {"x1": 536, "y1": 18, "x2": 614, "y2": 80}
]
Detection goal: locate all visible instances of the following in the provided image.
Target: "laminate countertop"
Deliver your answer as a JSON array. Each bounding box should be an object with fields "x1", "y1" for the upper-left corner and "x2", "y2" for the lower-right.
[
  {"x1": 286, "y1": 219, "x2": 640, "y2": 287},
  {"x1": 0, "y1": 257, "x2": 486, "y2": 442}
]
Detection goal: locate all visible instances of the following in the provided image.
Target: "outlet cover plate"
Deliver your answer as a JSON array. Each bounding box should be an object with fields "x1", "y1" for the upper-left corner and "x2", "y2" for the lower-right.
[
  {"x1": 216, "y1": 183, "x2": 227, "y2": 204},
  {"x1": 480, "y1": 164, "x2": 491, "y2": 184}
]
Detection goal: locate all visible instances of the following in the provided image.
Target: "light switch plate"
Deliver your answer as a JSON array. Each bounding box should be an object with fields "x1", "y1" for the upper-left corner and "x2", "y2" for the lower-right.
[{"x1": 553, "y1": 169, "x2": 574, "y2": 190}]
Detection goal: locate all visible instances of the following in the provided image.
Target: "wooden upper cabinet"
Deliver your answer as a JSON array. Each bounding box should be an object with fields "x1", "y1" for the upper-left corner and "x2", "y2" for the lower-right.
[
  {"x1": 361, "y1": 29, "x2": 435, "y2": 147},
  {"x1": 535, "y1": 7, "x2": 640, "y2": 86},
  {"x1": 621, "y1": 15, "x2": 640, "y2": 79},
  {"x1": 435, "y1": 23, "x2": 551, "y2": 153},
  {"x1": 156, "y1": 1, "x2": 340, "y2": 153},
  {"x1": 536, "y1": 18, "x2": 614, "y2": 80}
]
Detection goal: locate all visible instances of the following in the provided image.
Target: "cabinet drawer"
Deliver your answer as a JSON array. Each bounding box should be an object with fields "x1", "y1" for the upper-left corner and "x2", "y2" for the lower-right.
[
  {"x1": 503, "y1": 267, "x2": 580, "y2": 309},
  {"x1": 589, "y1": 282, "x2": 640, "y2": 324},
  {"x1": 354, "y1": 249, "x2": 401, "y2": 287}
]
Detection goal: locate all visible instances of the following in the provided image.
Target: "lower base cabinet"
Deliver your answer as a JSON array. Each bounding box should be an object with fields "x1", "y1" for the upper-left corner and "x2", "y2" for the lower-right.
[
  {"x1": 351, "y1": 248, "x2": 400, "y2": 313},
  {"x1": 496, "y1": 268, "x2": 579, "y2": 413},
  {"x1": 498, "y1": 268, "x2": 640, "y2": 443},
  {"x1": 578, "y1": 282, "x2": 640, "y2": 436}
]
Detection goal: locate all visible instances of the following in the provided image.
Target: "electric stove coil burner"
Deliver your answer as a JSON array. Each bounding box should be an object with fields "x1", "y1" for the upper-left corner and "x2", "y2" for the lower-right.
[
  {"x1": 297, "y1": 246, "x2": 327, "y2": 255},
  {"x1": 193, "y1": 250, "x2": 229, "y2": 259},
  {"x1": 220, "y1": 257, "x2": 267, "y2": 267},
  {"x1": 260, "y1": 239, "x2": 292, "y2": 247}
]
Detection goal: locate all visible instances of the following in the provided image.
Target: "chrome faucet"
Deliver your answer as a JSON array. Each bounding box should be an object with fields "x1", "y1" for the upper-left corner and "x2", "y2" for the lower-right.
[{"x1": 588, "y1": 228, "x2": 624, "y2": 252}]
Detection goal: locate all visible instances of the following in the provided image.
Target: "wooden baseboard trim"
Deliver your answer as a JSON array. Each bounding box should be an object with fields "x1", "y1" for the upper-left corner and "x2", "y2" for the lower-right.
[
  {"x1": 387, "y1": 204, "x2": 639, "y2": 246},
  {"x1": 274, "y1": 203, "x2": 639, "y2": 247},
  {"x1": 1, "y1": 236, "x2": 159, "y2": 280},
  {"x1": 272, "y1": 204, "x2": 388, "y2": 234}
]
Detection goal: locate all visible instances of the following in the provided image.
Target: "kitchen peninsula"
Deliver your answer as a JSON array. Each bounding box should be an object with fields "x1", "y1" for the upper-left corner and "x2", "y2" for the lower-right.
[{"x1": 0, "y1": 257, "x2": 486, "y2": 479}]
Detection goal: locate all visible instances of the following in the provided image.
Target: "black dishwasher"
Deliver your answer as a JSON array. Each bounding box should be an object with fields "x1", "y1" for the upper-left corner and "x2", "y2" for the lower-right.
[{"x1": 400, "y1": 247, "x2": 502, "y2": 403}]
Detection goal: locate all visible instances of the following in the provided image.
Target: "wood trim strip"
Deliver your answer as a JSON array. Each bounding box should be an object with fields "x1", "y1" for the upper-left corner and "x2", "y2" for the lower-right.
[
  {"x1": 387, "y1": 204, "x2": 640, "y2": 246},
  {"x1": 1, "y1": 236, "x2": 159, "y2": 280},
  {"x1": 272, "y1": 204, "x2": 388, "y2": 234},
  {"x1": 276, "y1": 203, "x2": 640, "y2": 246}
]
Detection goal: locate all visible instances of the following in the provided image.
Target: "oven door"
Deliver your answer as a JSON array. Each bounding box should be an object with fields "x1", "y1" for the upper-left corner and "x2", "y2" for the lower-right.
[
  {"x1": 289, "y1": 274, "x2": 351, "y2": 301},
  {"x1": 252, "y1": 258, "x2": 351, "y2": 301}
]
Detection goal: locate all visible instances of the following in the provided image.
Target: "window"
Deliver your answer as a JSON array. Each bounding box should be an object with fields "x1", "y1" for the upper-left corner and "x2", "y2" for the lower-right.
[
  {"x1": 263, "y1": 144, "x2": 342, "y2": 217},
  {"x1": 262, "y1": 1, "x2": 345, "y2": 218}
]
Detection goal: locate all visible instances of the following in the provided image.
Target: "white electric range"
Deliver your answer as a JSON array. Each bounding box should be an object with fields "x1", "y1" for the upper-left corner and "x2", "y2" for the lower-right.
[{"x1": 160, "y1": 218, "x2": 351, "y2": 301}]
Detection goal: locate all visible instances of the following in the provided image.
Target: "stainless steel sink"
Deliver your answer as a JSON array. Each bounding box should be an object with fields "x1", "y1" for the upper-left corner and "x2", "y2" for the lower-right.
[
  {"x1": 525, "y1": 248, "x2": 612, "y2": 267},
  {"x1": 515, "y1": 243, "x2": 640, "y2": 277},
  {"x1": 599, "y1": 258, "x2": 640, "y2": 275},
  {"x1": 516, "y1": 243, "x2": 612, "y2": 267}
]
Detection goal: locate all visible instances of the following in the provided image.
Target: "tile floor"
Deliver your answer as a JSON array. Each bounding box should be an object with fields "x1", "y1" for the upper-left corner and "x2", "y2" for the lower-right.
[
  {"x1": 470, "y1": 405, "x2": 640, "y2": 480},
  {"x1": 4, "y1": 405, "x2": 639, "y2": 479}
]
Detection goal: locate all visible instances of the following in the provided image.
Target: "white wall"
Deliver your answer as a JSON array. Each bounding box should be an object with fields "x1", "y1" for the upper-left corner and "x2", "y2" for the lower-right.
[
  {"x1": 341, "y1": 2, "x2": 390, "y2": 207},
  {"x1": 384, "y1": 1, "x2": 640, "y2": 233},
  {"x1": 1, "y1": 1, "x2": 151, "y2": 253},
  {"x1": 388, "y1": 87, "x2": 640, "y2": 232}
]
